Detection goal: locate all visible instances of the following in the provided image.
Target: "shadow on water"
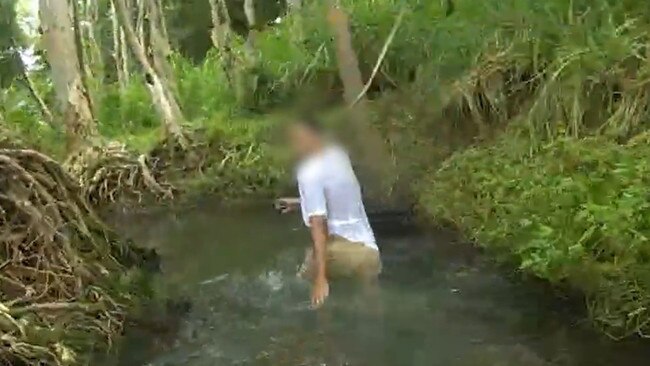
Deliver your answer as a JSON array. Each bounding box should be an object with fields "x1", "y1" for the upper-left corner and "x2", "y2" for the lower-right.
[{"x1": 103, "y1": 201, "x2": 650, "y2": 366}]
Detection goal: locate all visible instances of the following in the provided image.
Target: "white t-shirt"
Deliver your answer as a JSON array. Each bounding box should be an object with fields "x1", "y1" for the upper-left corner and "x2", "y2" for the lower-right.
[{"x1": 296, "y1": 145, "x2": 378, "y2": 251}]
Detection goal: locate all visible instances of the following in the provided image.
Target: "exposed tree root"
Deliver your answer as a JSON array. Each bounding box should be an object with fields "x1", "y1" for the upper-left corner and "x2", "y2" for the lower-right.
[
  {"x1": 64, "y1": 128, "x2": 267, "y2": 208},
  {"x1": 0, "y1": 148, "x2": 151, "y2": 365},
  {"x1": 149, "y1": 132, "x2": 208, "y2": 176},
  {"x1": 65, "y1": 142, "x2": 175, "y2": 207}
]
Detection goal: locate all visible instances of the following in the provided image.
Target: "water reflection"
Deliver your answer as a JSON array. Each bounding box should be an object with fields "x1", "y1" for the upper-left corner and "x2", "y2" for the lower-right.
[{"x1": 110, "y1": 204, "x2": 650, "y2": 366}]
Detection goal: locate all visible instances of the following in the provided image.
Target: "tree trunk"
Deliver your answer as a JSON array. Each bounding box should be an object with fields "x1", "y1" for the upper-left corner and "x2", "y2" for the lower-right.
[
  {"x1": 83, "y1": 0, "x2": 104, "y2": 78},
  {"x1": 209, "y1": 0, "x2": 234, "y2": 84},
  {"x1": 136, "y1": 0, "x2": 146, "y2": 45},
  {"x1": 325, "y1": 2, "x2": 391, "y2": 200},
  {"x1": 243, "y1": 0, "x2": 256, "y2": 27},
  {"x1": 71, "y1": 0, "x2": 93, "y2": 82},
  {"x1": 208, "y1": 0, "x2": 229, "y2": 49},
  {"x1": 243, "y1": 0, "x2": 257, "y2": 59},
  {"x1": 120, "y1": 25, "x2": 129, "y2": 82},
  {"x1": 326, "y1": 4, "x2": 366, "y2": 109},
  {"x1": 39, "y1": 0, "x2": 97, "y2": 152},
  {"x1": 157, "y1": 0, "x2": 169, "y2": 36},
  {"x1": 148, "y1": 0, "x2": 172, "y2": 57},
  {"x1": 146, "y1": 0, "x2": 175, "y2": 88},
  {"x1": 111, "y1": 0, "x2": 129, "y2": 89},
  {"x1": 113, "y1": 0, "x2": 188, "y2": 148},
  {"x1": 70, "y1": 0, "x2": 97, "y2": 116}
]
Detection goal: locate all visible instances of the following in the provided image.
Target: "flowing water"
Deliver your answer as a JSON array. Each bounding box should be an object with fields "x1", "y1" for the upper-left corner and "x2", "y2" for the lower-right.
[{"x1": 105, "y1": 201, "x2": 650, "y2": 366}]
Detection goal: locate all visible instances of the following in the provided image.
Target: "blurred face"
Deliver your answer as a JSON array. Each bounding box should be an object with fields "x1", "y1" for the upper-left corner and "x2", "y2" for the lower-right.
[{"x1": 287, "y1": 122, "x2": 322, "y2": 159}]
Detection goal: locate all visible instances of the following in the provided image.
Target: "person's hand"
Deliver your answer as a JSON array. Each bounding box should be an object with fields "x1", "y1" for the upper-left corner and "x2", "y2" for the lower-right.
[
  {"x1": 274, "y1": 197, "x2": 300, "y2": 214},
  {"x1": 311, "y1": 276, "x2": 330, "y2": 308}
]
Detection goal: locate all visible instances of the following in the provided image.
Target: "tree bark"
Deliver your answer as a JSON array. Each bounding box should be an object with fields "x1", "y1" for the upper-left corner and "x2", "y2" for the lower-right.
[
  {"x1": 325, "y1": 2, "x2": 391, "y2": 200},
  {"x1": 39, "y1": 0, "x2": 97, "y2": 152},
  {"x1": 243, "y1": 0, "x2": 256, "y2": 27},
  {"x1": 83, "y1": 0, "x2": 104, "y2": 78},
  {"x1": 111, "y1": 0, "x2": 129, "y2": 89},
  {"x1": 209, "y1": 0, "x2": 234, "y2": 84},
  {"x1": 146, "y1": 0, "x2": 171, "y2": 57},
  {"x1": 243, "y1": 0, "x2": 257, "y2": 59},
  {"x1": 112, "y1": 0, "x2": 188, "y2": 148},
  {"x1": 208, "y1": 0, "x2": 231, "y2": 49},
  {"x1": 146, "y1": 0, "x2": 175, "y2": 88},
  {"x1": 70, "y1": 0, "x2": 97, "y2": 116},
  {"x1": 71, "y1": 0, "x2": 89, "y2": 78},
  {"x1": 136, "y1": 0, "x2": 146, "y2": 46}
]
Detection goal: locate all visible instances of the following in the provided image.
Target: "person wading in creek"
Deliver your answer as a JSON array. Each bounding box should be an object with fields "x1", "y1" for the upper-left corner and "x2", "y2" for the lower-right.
[{"x1": 275, "y1": 116, "x2": 382, "y2": 308}]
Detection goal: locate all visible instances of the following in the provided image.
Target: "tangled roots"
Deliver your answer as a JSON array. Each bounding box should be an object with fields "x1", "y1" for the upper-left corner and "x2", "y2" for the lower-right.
[
  {"x1": 65, "y1": 142, "x2": 175, "y2": 207},
  {"x1": 149, "y1": 133, "x2": 208, "y2": 176},
  {"x1": 0, "y1": 148, "x2": 147, "y2": 365}
]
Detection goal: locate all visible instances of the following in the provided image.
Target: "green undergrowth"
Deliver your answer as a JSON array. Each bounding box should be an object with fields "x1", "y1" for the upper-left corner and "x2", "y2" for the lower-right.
[
  {"x1": 418, "y1": 132, "x2": 650, "y2": 339},
  {"x1": 177, "y1": 112, "x2": 290, "y2": 200},
  {"x1": 5, "y1": 0, "x2": 650, "y2": 343}
]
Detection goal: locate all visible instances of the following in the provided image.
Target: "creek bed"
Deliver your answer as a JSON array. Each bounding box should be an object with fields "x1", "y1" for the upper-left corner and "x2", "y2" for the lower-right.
[{"x1": 102, "y1": 201, "x2": 650, "y2": 366}]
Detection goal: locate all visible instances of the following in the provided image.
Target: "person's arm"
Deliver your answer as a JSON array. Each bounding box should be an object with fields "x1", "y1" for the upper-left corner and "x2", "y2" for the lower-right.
[
  {"x1": 297, "y1": 171, "x2": 330, "y2": 307},
  {"x1": 309, "y1": 215, "x2": 329, "y2": 307}
]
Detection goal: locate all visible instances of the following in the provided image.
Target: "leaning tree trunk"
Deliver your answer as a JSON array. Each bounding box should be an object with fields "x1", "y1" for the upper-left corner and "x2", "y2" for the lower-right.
[
  {"x1": 39, "y1": 0, "x2": 97, "y2": 153},
  {"x1": 146, "y1": 0, "x2": 176, "y2": 90},
  {"x1": 325, "y1": 2, "x2": 392, "y2": 202},
  {"x1": 155, "y1": 0, "x2": 170, "y2": 41},
  {"x1": 113, "y1": 0, "x2": 189, "y2": 148}
]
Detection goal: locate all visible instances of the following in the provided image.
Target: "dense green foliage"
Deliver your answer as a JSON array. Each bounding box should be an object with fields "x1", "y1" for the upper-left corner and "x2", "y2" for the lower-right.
[
  {"x1": 3, "y1": 0, "x2": 650, "y2": 341},
  {"x1": 419, "y1": 134, "x2": 650, "y2": 338}
]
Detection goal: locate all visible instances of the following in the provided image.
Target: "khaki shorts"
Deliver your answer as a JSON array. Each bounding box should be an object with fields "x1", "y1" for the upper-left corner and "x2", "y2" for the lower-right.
[{"x1": 298, "y1": 235, "x2": 382, "y2": 282}]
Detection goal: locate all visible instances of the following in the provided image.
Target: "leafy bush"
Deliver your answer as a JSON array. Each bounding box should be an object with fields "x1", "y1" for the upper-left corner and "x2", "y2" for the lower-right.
[
  {"x1": 419, "y1": 134, "x2": 650, "y2": 338},
  {"x1": 96, "y1": 81, "x2": 160, "y2": 153},
  {"x1": 180, "y1": 112, "x2": 290, "y2": 199},
  {"x1": 171, "y1": 51, "x2": 237, "y2": 121},
  {"x1": 0, "y1": 85, "x2": 64, "y2": 156}
]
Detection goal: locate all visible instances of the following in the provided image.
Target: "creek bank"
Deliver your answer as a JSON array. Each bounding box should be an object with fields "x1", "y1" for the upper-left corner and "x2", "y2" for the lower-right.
[
  {"x1": 69, "y1": 120, "x2": 291, "y2": 212},
  {"x1": 0, "y1": 147, "x2": 161, "y2": 365},
  {"x1": 417, "y1": 135, "x2": 650, "y2": 340}
]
